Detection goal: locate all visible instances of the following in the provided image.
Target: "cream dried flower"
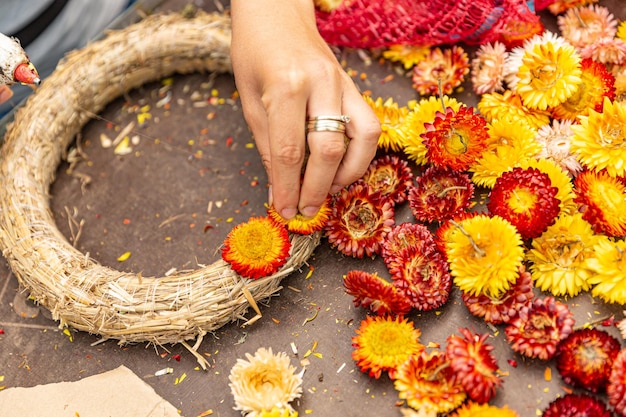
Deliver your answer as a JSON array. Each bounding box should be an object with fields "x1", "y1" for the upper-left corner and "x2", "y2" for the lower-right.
[
  {"x1": 557, "y1": 5, "x2": 618, "y2": 49},
  {"x1": 229, "y1": 347, "x2": 303, "y2": 416}
]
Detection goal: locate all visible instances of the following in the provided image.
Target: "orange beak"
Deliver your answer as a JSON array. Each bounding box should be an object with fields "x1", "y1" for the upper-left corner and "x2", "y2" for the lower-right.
[{"x1": 13, "y1": 62, "x2": 40, "y2": 85}]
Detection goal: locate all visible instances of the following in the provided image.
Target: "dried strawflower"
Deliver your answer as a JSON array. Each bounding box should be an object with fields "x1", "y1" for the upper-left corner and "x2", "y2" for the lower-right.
[
  {"x1": 579, "y1": 38, "x2": 626, "y2": 68},
  {"x1": 586, "y1": 238, "x2": 626, "y2": 304},
  {"x1": 534, "y1": 119, "x2": 582, "y2": 177},
  {"x1": 571, "y1": 97, "x2": 626, "y2": 177},
  {"x1": 450, "y1": 402, "x2": 519, "y2": 417},
  {"x1": 325, "y1": 182, "x2": 395, "y2": 258},
  {"x1": 382, "y1": 44, "x2": 431, "y2": 70},
  {"x1": 487, "y1": 167, "x2": 561, "y2": 240},
  {"x1": 408, "y1": 166, "x2": 474, "y2": 223},
  {"x1": 394, "y1": 350, "x2": 466, "y2": 414},
  {"x1": 352, "y1": 315, "x2": 424, "y2": 379},
  {"x1": 462, "y1": 265, "x2": 534, "y2": 325},
  {"x1": 607, "y1": 347, "x2": 626, "y2": 415},
  {"x1": 548, "y1": 0, "x2": 600, "y2": 15},
  {"x1": 446, "y1": 328, "x2": 502, "y2": 403},
  {"x1": 551, "y1": 58, "x2": 616, "y2": 121},
  {"x1": 555, "y1": 328, "x2": 621, "y2": 393},
  {"x1": 471, "y1": 42, "x2": 508, "y2": 95},
  {"x1": 360, "y1": 154, "x2": 414, "y2": 206},
  {"x1": 422, "y1": 106, "x2": 489, "y2": 171},
  {"x1": 399, "y1": 408, "x2": 437, "y2": 417},
  {"x1": 222, "y1": 216, "x2": 291, "y2": 279},
  {"x1": 343, "y1": 270, "x2": 412, "y2": 316},
  {"x1": 505, "y1": 296, "x2": 575, "y2": 360},
  {"x1": 557, "y1": 5, "x2": 618, "y2": 49},
  {"x1": 446, "y1": 214, "x2": 525, "y2": 298},
  {"x1": 477, "y1": 90, "x2": 551, "y2": 129},
  {"x1": 504, "y1": 32, "x2": 573, "y2": 91},
  {"x1": 400, "y1": 95, "x2": 463, "y2": 166},
  {"x1": 229, "y1": 347, "x2": 303, "y2": 417},
  {"x1": 573, "y1": 169, "x2": 626, "y2": 237},
  {"x1": 364, "y1": 95, "x2": 409, "y2": 152},
  {"x1": 267, "y1": 199, "x2": 331, "y2": 235},
  {"x1": 542, "y1": 393, "x2": 612, "y2": 417},
  {"x1": 518, "y1": 157, "x2": 578, "y2": 216},
  {"x1": 381, "y1": 222, "x2": 435, "y2": 265},
  {"x1": 389, "y1": 245, "x2": 452, "y2": 311},
  {"x1": 412, "y1": 46, "x2": 469, "y2": 96},
  {"x1": 527, "y1": 213, "x2": 607, "y2": 297},
  {"x1": 515, "y1": 36, "x2": 582, "y2": 110},
  {"x1": 469, "y1": 115, "x2": 541, "y2": 189}
]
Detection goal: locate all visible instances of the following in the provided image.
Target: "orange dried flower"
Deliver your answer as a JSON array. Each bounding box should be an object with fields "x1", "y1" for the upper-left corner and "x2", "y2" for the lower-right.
[
  {"x1": 222, "y1": 216, "x2": 291, "y2": 279},
  {"x1": 412, "y1": 45, "x2": 469, "y2": 96},
  {"x1": 352, "y1": 315, "x2": 424, "y2": 379},
  {"x1": 267, "y1": 198, "x2": 331, "y2": 235},
  {"x1": 343, "y1": 270, "x2": 412, "y2": 316}
]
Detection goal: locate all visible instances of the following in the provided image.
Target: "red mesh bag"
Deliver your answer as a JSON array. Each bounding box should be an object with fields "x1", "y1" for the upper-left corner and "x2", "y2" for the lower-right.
[{"x1": 315, "y1": 0, "x2": 550, "y2": 48}]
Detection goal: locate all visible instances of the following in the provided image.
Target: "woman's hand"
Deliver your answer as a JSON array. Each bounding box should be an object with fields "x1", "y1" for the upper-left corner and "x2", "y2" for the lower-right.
[{"x1": 230, "y1": 0, "x2": 380, "y2": 220}]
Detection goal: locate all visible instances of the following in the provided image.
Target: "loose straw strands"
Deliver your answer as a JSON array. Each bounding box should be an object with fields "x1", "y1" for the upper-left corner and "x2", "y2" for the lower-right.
[{"x1": 0, "y1": 12, "x2": 320, "y2": 354}]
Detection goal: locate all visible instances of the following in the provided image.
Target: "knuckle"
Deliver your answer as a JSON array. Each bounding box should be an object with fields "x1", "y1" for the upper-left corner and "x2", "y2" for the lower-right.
[
  {"x1": 317, "y1": 139, "x2": 346, "y2": 160},
  {"x1": 274, "y1": 144, "x2": 305, "y2": 167}
]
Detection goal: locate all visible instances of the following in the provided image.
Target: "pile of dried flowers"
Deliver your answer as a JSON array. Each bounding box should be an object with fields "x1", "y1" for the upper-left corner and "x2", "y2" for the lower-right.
[{"x1": 222, "y1": 2, "x2": 626, "y2": 416}]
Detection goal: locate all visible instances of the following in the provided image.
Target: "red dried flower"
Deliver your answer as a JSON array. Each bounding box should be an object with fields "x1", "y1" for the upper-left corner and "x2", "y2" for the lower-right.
[
  {"x1": 608, "y1": 348, "x2": 626, "y2": 416},
  {"x1": 381, "y1": 222, "x2": 435, "y2": 267},
  {"x1": 408, "y1": 166, "x2": 474, "y2": 223},
  {"x1": 505, "y1": 296, "x2": 575, "y2": 360},
  {"x1": 325, "y1": 183, "x2": 395, "y2": 258},
  {"x1": 343, "y1": 270, "x2": 412, "y2": 316},
  {"x1": 461, "y1": 265, "x2": 535, "y2": 325},
  {"x1": 487, "y1": 167, "x2": 561, "y2": 240},
  {"x1": 360, "y1": 154, "x2": 414, "y2": 206},
  {"x1": 422, "y1": 106, "x2": 490, "y2": 171},
  {"x1": 542, "y1": 393, "x2": 612, "y2": 417},
  {"x1": 555, "y1": 328, "x2": 621, "y2": 393},
  {"x1": 446, "y1": 328, "x2": 502, "y2": 403},
  {"x1": 389, "y1": 245, "x2": 452, "y2": 311}
]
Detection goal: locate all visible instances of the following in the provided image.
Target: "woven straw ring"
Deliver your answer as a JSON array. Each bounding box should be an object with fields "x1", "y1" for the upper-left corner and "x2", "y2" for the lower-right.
[{"x1": 305, "y1": 115, "x2": 351, "y2": 134}]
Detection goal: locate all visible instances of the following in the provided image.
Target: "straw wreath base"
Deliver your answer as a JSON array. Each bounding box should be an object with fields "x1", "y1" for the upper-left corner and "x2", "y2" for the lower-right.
[{"x1": 0, "y1": 11, "x2": 321, "y2": 366}]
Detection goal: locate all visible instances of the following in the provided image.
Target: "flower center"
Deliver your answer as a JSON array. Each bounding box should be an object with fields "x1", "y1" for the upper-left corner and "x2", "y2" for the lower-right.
[{"x1": 507, "y1": 188, "x2": 538, "y2": 213}]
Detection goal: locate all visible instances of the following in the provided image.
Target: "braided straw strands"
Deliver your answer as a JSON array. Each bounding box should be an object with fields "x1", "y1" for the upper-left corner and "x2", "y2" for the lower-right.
[{"x1": 0, "y1": 11, "x2": 320, "y2": 365}]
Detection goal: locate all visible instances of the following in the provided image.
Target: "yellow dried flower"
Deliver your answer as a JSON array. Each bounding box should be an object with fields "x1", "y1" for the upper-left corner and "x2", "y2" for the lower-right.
[
  {"x1": 571, "y1": 97, "x2": 626, "y2": 177},
  {"x1": 586, "y1": 239, "x2": 626, "y2": 304},
  {"x1": 364, "y1": 95, "x2": 409, "y2": 152},
  {"x1": 527, "y1": 213, "x2": 609, "y2": 297},
  {"x1": 516, "y1": 40, "x2": 582, "y2": 110},
  {"x1": 383, "y1": 44, "x2": 431, "y2": 70},
  {"x1": 478, "y1": 90, "x2": 551, "y2": 129},
  {"x1": 229, "y1": 347, "x2": 303, "y2": 417},
  {"x1": 445, "y1": 214, "x2": 525, "y2": 298},
  {"x1": 469, "y1": 115, "x2": 540, "y2": 188}
]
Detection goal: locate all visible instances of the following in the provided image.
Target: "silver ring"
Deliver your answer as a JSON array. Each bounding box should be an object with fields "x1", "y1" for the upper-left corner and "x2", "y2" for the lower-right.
[{"x1": 305, "y1": 115, "x2": 350, "y2": 134}]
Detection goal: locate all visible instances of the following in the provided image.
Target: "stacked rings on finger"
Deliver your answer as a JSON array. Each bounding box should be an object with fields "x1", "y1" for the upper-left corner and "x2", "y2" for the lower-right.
[{"x1": 306, "y1": 115, "x2": 351, "y2": 134}]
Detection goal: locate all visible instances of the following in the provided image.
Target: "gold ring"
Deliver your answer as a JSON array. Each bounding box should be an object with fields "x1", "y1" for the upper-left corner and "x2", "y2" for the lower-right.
[{"x1": 305, "y1": 115, "x2": 350, "y2": 134}]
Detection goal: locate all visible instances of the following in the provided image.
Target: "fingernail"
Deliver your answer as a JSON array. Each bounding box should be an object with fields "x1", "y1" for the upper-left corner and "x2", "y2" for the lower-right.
[
  {"x1": 301, "y1": 206, "x2": 319, "y2": 218},
  {"x1": 267, "y1": 185, "x2": 273, "y2": 206},
  {"x1": 330, "y1": 184, "x2": 342, "y2": 194},
  {"x1": 281, "y1": 207, "x2": 298, "y2": 220}
]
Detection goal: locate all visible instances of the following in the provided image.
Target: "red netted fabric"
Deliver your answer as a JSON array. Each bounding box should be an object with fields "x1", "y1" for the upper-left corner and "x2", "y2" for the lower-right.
[{"x1": 315, "y1": 0, "x2": 548, "y2": 48}]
